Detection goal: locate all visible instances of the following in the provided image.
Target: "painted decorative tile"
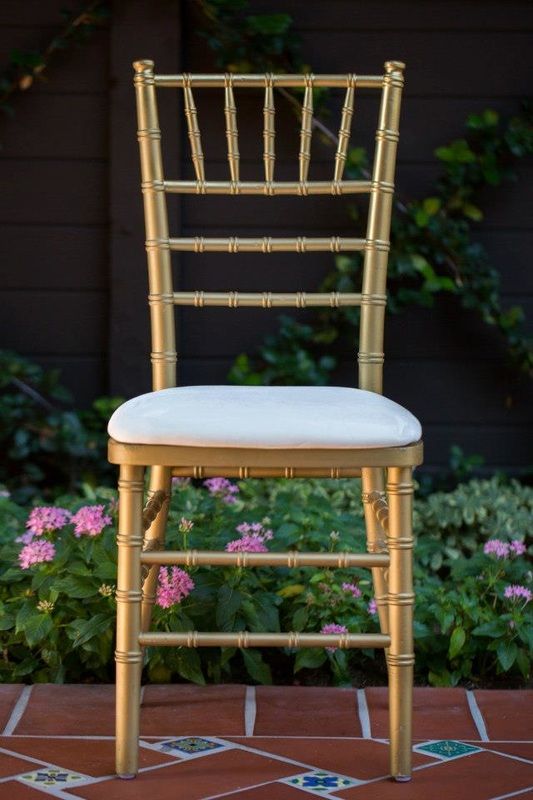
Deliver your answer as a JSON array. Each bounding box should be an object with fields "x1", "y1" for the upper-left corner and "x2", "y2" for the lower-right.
[
  {"x1": 19, "y1": 768, "x2": 86, "y2": 787},
  {"x1": 414, "y1": 740, "x2": 482, "y2": 760},
  {"x1": 151, "y1": 736, "x2": 232, "y2": 759},
  {"x1": 281, "y1": 770, "x2": 362, "y2": 795}
]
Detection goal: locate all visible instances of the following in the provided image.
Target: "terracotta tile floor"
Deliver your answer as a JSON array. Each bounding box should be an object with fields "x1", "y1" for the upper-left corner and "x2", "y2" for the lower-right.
[{"x1": 0, "y1": 684, "x2": 531, "y2": 800}]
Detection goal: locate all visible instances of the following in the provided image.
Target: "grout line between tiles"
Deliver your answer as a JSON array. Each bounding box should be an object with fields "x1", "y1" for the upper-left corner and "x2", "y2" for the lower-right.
[
  {"x1": 2, "y1": 685, "x2": 33, "y2": 735},
  {"x1": 489, "y1": 787, "x2": 533, "y2": 800},
  {"x1": 356, "y1": 688, "x2": 372, "y2": 739},
  {"x1": 244, "y1": 686, "x2": 256, "y2": 737},
  {"x1": 483, "y1": 748, "x2": 533, "y2": 766},
  {"x1": 466, "y1": 690, "x2": 490, "y2": 741},
  {"x1": 14, "y1": 777, "x2": 81, "y2": 800},
  {"x1": 203, "y1": 778, "x2": 293, "y2": 800}
]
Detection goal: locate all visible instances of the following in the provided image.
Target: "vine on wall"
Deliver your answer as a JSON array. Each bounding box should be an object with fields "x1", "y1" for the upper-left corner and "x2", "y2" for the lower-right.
[{"x1": 195, "y1": 0, "x2": 533, "y2": 384}]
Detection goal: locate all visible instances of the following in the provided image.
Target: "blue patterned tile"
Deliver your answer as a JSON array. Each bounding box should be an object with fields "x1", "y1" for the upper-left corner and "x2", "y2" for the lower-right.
[
  {"x1": 281, "y1": 770, "x2": 362, "y2": 794},
  {"x1": 20, "y1": 767, "x2": 86, "y2": 787},
  {"x1": 414, "y1": 740, "x2": 482, "y2": 760},
  {"x1": 150, "y1": 736, "x2": 234, "y2": 760}
]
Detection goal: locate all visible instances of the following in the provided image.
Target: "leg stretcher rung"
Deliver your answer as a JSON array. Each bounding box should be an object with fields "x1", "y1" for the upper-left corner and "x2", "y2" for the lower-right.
[
  {"x1": 141, "y1": 549, "x2": 390, "y2": 569},
  {"x1": 139, "y1": 631, "x2": 391, "y2": 649}
]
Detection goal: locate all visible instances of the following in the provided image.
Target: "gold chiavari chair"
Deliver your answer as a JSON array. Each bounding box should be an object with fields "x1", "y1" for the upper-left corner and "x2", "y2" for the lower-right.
[{"x1": 107, "y1": 59, "x2": 422, "y2": 782}]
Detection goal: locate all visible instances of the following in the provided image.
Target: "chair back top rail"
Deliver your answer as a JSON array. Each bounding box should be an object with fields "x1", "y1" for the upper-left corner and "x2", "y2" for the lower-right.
[{"x1": 133, "y1": 60, "x2": 405, "y2": 393}]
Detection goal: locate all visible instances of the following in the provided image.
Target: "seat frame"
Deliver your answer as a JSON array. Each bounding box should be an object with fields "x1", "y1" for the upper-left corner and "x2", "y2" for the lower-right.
[{"x1": 110, "y1": 58, "x2": 421, "y2": 783}]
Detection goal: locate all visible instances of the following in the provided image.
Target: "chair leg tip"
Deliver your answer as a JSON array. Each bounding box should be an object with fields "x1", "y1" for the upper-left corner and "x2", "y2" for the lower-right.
[
  {"x1": 117, "y1": 773, "x2": 137, "y2": 780},
  {"x1": 394, "y1": 775, "x2": 411, "y2": 782}
]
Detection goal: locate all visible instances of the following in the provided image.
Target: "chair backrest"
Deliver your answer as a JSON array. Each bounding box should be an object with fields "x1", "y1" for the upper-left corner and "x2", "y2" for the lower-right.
[{"x1": 133, "y1": 60, "x2": 405, "y2": 395}]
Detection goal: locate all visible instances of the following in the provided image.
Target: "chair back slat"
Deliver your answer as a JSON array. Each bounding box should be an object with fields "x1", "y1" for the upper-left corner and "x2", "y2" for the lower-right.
[
  {"x1": 298, "y1": 76, "x2": 314, "y2": 183},
  {"x1": 263, "y1": 75, "x2": 275, "y2": 182},
  {"x1": 224, "y1": 74, "x2": 240, "y2": 182},
  {"x1": 333, "y1": 76, "x2": 356, "y2": 181},
  {"x1": 133, "y1": 61, "x2": 406, "y2": 393}
]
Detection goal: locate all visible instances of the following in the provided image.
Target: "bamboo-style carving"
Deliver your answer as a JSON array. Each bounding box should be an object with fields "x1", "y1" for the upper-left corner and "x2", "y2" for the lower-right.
[
  {"x1": 172, "y1": 291, "x2": 369, "y2": 308},
  {"x1": 141, "y1": 549, "x2": 389, "y2": 569},
  {"x1": 163, "y1": 179, "x2": 372, "y2": 195},
  {"x1": 141, "y1": 489, "x2": 167, "y2": 532},
  {"x1": 183, "y1": 74, "x2": 205, "y2": 182},
  {"x1": 171, "y1": 466, "x2": 362, "y2": 478},
  {"x1": 224, "y1": 74, "x2": 239, "y2": 182},
  {"x1": 156, "y1": 73, "x2": 383, "y2": 89},
  {"x1": 168, "y1": 236, "x2": 369, "y2": 253},
  {"x1": 299, "y1": 74, "x2": 314, "y2": 182},
  {"x1": 139, "y1": 631, "x2": 391, "y2": 649},
  {"x1": 263, "y1": 74, "x2": 275, "y2": 182},
  {"x1": 363, "y1": 489, "x2": 390, "y2": 533},
  {"x1": 334, "y1": 75, "x2": 356, "y2": 181}
]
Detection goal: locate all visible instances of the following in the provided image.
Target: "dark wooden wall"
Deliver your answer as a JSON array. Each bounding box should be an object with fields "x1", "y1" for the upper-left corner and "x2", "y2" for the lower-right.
[{"x1": 0, "y1": 1, "x2": 531, "y2": 472}]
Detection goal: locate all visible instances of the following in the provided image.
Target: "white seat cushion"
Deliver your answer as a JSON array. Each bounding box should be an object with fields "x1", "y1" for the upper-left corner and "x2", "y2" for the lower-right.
[{"x1": 108, "y1": 385, "x2": 421, "y2": 449}]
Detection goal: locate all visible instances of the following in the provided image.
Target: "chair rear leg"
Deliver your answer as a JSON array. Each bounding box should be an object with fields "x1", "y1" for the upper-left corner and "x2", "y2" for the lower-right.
[
  {"x1": 115, "y1": 464, "x2": 145, "y2": 779},
  {"x1": 361, "y1": 468, "x2": 390, "y2": 640},
  {"x1": 387, "y1": 466, "x2": 414, "y2": 782},
  {"x1": 141, "y1": 465, "x2": 172, "y2": 633}
]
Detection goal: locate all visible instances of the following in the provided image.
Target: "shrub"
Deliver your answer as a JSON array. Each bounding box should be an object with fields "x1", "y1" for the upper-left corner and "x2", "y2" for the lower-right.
[{"x1": 0, "y1": 477, "x2": 530, "y2": 686}]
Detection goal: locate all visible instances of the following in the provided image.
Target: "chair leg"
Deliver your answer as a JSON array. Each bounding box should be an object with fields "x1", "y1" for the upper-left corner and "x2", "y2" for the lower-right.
[
  {"x1": 115, "y1": 463, "x2": 145, "y2": 779},
  {"x1": 361, "y1": 468, "x2": 390, "y2": 642},
  {"x1": 386, "y1": 466, "x2": 414, "y2": 782},
  {"x1": 141, "y1": 466, "x2": 172, "y2": 633}
]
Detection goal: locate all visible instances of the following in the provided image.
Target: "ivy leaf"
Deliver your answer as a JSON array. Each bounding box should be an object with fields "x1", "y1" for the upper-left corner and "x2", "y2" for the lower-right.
[{"x1": 448, "y1": 626, "x2": 466, "y2": 659}]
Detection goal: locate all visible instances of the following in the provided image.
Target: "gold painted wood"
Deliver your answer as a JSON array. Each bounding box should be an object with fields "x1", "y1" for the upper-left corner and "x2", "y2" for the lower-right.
[
  {"x1": 139, "y1": 631, "x2": 391, "y2": 649},
  {"x1": 263, "y1": 75, "x2": 275, "y2": 182},
  {"x1": 163, "y1": 180, "x2": 372, "y2": 195},
  {"x1": 362, "y1": 468, "x2": 390, "y2": 659},
  {"x1": 133, "y1": 60, "x2": 176, "y2": 391},
  {"x1": 115, "y1": 464, "x2": 144, "y2": 778},
  {"x1": 224, "y1": 74, "x2": 239, "y2": 182},
  {"x1": 183, "y1": 73, "x2": 205, "y2": 182},
  {"x1": 299, "y1": 75, "x2": 314, "y2": 183},
  {"x1": 167, "y1": 236, "x2": 369, "y2": 253},
  {"x1": 172, "y1": 291, "x2": 368, "y2": 308},
  {"x1": 141, "y1": 549, "x2": 389, "y2": 569},
  {"x1": 108, "y1": 439, "x2": 424, "y2": 468},
  {"x1": 334, "y1": 76, "x2": 356, "y2": 181},
  {"x1": 171, "y1": 466, "x2": 362, "y2": 478},
  {"x1": 155, "y1": 73, "x2": 383, "y2": 88}
]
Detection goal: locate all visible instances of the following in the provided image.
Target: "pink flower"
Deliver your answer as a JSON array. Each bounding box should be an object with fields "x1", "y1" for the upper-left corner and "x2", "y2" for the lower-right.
[
  {"x1": 483, "y1": 539, "x2": 510, "y2": 559},
  {"x1": 156, "y1": 567, "x2": 195, "y2": 608},
  {"x1": 25, "y1": 506, "x2": 70, "y2": 537},
  {"x1": 503, "y1": 584, "x2": 532, "y2": 603},
  {"x1": 368, "y1": 599, "x2": 378, "y2": 615},
  {"x1": 342, "y1": 582, "x2": 362, "y2": 599},
  {"x1": 178, "y1": 517, "x2": 194, "y2": 533},
  {"x1": 510, "y1": 540, "x2": 526, "y2": 556},
  {"x1": 204, "y1": 477, "x2": 239, "y2": 505},
  {"x1": 71, "y1": 505, "x2": 112, "y2": 537},
  {"x1": 320, "y1": 622, "x2": 348, "y2": 652},
  {"x1": 226, "y1": 522, "x2": 273, "y2": 553},
  {"x1": 18, "y1": 539, "x2": 56, "y2": 569}
]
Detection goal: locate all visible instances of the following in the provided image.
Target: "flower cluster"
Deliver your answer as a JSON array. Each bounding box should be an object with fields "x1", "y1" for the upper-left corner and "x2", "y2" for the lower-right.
[
  {"x1": 178, "y1": 517, "x2": 194, "y2": 534},
  {"x1": 320, "y1": 622, "x2": 348, "y2": 652},
  {"x1": 156, "y1": 567, "x2": 195, "y2": 608},
  {"x1": 18, "y1": 506, "x2": 71, "y2": 544},
  {"x1": 225, "y1": 522, "x2": 274, "y2": 553},
  {"x1": 341, "y1": 582, "x2": 362, "y2": 599},
  {"x1": 483, "y1": 538, "x2": 526, "y2": 559},
  {"x1": 19, "y1": 539, "x2": 56, "y2": 570},
  {"x1": 204, "y1": 477, "x2": 239, "y2": 505},
  {"x1": 367, "y1": 598, "x2": 378, "y2": 616},
  {"x1": 71, "y1": 505, "x2": 112, "y2": 537},
  {"x1": 503, "y1": 584, "x2": 532, "y2": 603}
]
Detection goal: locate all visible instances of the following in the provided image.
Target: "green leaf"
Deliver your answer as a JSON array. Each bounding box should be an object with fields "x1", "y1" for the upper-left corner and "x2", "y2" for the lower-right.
[
  {"x1": 463, "y1": 203, "x2": 483, "y2": 222},
  {"x1": 177, "y1": 648, "x2": 205, "y2": 685},
  {"x1": 497, "y1": 641, "x2": 518, "y2": 672},
  {"x1": 241, "y1": 648, "x2": 272, "y2": 684},
  {"x1": 216, "y1": 585, "x2": 243, "y2": 631},
  {"x1": 292, "y1": 607, "x2": 308, "y2": 631},
  {"x1": 57, "y1": 575, "x2": 99, "y2": 599},
  {"x1": 294, "y1": 648, "x2": 327, "y2": 673},
  {"x1": 472, "y1": 620, "x2": 506, "y2": 638},
  {"x1": 24, "y1": 613, "x2": 53, "y2": 647},
  {"x1": 448, "y1": 626, "x2": 466, "y2": 659},
  {"x1": 423, "y1": 197, "x2": 441, "y2": 215},
  {"x1": 67, "y1": 613, "x2": 111, "y2": 647},
  {"x1": 515, "y1": 648, "x2": 530, "y2": 679}
]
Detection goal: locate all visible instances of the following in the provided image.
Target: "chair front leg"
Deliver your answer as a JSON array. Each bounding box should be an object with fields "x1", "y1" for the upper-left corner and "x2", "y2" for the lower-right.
[
  {"x1": 116, "y1": 463, "x2": 145, "y2": 779},
  {"x1": 386, "y1": 466, "x2": 415, "y2": 782},
  {"x1": 361, "y1": 468, "x2": 390, "y2": 640},
  {"x1": 141, "y1": 465, "x2": 172, "y2": 633}
]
